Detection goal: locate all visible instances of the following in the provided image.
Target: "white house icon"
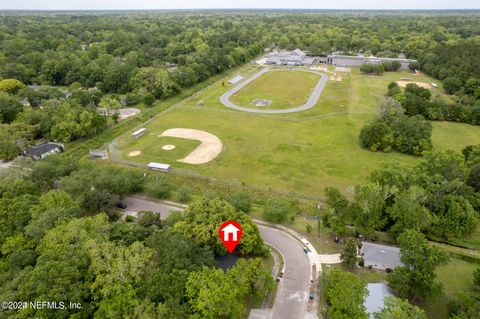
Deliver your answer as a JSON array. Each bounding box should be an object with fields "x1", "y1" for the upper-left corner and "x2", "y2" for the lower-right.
[{"x1": 222, "y1": 224, "x2": 240, "y2": 241}]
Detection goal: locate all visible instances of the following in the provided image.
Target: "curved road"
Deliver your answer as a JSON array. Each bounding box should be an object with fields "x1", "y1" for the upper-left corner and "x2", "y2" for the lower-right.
[
  {"x1": 258, "y1": 226, "x2": 312, "y2": 319},
  {"x1": 124, "y1": 196, "x2": 315, "y2": 319},
  {"x1": 219, "y1": 67, "x2": 329, "y2": 114}
]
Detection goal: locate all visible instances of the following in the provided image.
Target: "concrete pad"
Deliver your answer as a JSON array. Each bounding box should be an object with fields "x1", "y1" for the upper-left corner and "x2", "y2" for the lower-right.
[
  {"x1": 319, "y1": 253, "x2": 342, "y2": 264},
  {"x1": 248, "y1": 309, "x2": 273, "y2": 319}
]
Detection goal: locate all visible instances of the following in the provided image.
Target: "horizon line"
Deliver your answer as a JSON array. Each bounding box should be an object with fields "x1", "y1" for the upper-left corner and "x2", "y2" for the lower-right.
[{"x1": 1, "y1": 8, "x2": 480, "y2": 12}]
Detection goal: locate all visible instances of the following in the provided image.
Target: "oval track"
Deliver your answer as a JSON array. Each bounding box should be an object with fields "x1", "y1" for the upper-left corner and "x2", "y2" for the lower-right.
[{"x1": 219, "y1": 67, "x2": 328, "y2": 114}]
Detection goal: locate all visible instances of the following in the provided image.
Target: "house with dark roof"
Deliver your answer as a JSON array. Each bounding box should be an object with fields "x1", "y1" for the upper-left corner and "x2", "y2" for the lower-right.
[
  {"x1": 24, "y1": 142, "x2": 64, "y2": 161},
  {"x1": 361, "y1": 242, "x2": 402, "y2": 271}
]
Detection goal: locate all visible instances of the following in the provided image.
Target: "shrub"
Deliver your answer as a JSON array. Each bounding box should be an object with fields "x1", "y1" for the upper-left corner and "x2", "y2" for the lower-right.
[
  {"x1": 145, "y1": 174, "x2": 172, "y2": 199},
  {"x1": 443, "y1": 77, "x2": 462, "y2": 94},
  {"x1": 306, "y1": 224, "x2": 313, "y2": 234},
  {"x1": 0, "y1": 79, "x2": 26, "y2": 95},
  {"x1": 176, "y1": 185, "x2": 192, "y2": 203},
  {"x1": 262, "y1": 198, "x2": 297, "y2": 223},
  {"x1": 358, "y1": 258, "x2": 365, "y2": 267},
  {"x1": 227, "y1": 192, "x2": 252, "y2": 213},
  {"x1": 143, "y1": 92, "x2": 155, "y2": 107},
  {"x1": 126, "y1": 92, "x2": 141, "y2": 105}
]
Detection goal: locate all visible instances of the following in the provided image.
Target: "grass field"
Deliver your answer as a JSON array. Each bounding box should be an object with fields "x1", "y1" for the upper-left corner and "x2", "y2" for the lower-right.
[
  {"x1": 229, "y1": 69, "x2": 321, "y2": 109},
  {"x1": 117, "y1": 135, "x2": 200, "y2": 164},
  {"x1": 421, "y1": 258, "x2": 478, "y2": 319},
  {"x1": 112, "y1": 64, "x2": 480, "y2": 197}
]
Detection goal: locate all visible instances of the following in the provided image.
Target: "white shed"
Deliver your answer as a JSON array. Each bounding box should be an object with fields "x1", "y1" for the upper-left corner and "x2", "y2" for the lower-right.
[
  {"x1": 147, "y1": 162, "x2": 170, "y2": 172},
  {"x1": 132, "y1": 128, "x2": 146, "y2": 139},
  {"x1": 228, "y1": 75, "x2": 244, "y2": 85}
]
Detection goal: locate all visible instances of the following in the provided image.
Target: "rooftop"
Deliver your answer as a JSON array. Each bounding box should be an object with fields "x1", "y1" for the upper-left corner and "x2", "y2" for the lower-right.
[
  {"x1": 365, "y1": 283, "x2": 395, "y2": 318},
  {"x1": 361, "y1": 242, "x2": 402, "y2": 270},
  {"x1": 25, "y1": 142, "x2": 63, "y2": 158}
]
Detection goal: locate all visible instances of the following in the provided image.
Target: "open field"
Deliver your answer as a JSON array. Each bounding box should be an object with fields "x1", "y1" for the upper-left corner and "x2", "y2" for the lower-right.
[
  {"x1": 421, "y1": 258, "x2": 478, "y2": 319},
  {"x1": 117, "y1": 135, "x2": 200, "y2": 164},
  {"x1": 229, "y1": 69, "x2": 321, "y2": 109},
  {"x1": 112, "y1": 65, "x2": 480, "y2": 197}
]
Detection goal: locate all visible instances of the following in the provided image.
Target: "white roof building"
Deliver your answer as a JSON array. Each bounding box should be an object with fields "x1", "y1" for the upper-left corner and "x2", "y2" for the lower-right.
[
  {"x1": 265, "y1": 48, "x2": 314, "y2": 66},
  {"x1": 132, "y1": 128, "x2": 146, "y2": 138},
  {"x1": 365, "y1": 283, "x2": 396, "y2": 319},
  {"x1": 228, "y1": 75, "x2": 244, "y2": 85},
  {"x1": 147, "y1": 162, "x2": 170, "y2": 172}
]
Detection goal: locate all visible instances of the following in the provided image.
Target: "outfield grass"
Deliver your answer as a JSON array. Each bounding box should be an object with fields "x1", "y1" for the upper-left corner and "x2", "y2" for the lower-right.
[
  {"x1": 113, "y1": 65, "x2": 480, "y2": 197},
  {"x1": 229, "y1": 69, "x2": 321, "y2": 109},
  {"x1": 117, "y1": 135, "x2": 200, "y2": 165}
]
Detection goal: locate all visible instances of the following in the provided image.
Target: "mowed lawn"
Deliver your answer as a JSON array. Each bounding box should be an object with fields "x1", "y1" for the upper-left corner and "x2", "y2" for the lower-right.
[
  {"x1": 229, "y1": 69, "x2": 321, "y2": 109},
  {"x1": 114, "y1": 65, "x2": 480, "y2": 196},
  {"x1": 116, "y1": 134, "x2": 200, "y2": 165},
  {"x1": 421, "y1": 258, "x2": 478, "y2": 319}
]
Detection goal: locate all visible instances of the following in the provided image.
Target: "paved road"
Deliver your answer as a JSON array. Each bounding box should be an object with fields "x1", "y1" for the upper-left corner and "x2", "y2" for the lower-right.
[
  {"x1": 123, "y1": 196, "x2": 313, "y2": 319},
  {"x1": 259, "y1": 226, "x2": 311, "y2": 319},
  {"x1": 219, "y1": 67, "x2": 329, "y2": 114},
  {"x1": 123, "y1": 196, "x2": 183, "y2": 218}
]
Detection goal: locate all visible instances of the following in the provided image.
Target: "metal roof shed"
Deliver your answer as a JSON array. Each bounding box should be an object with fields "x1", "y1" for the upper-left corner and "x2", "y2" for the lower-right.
[
  {"x1": 147, "y1": 162, "x2": 170, "y2": 172},
  {"x1": 228, "y1": 75, "x2": 244, "y2": 85}
]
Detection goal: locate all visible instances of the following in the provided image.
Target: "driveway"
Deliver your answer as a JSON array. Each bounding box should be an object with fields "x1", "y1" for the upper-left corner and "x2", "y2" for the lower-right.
[
  {"x1": 219, "y1": 67, "x2": 329, "y2": 114},
  {"x1": 123, "y1": 196, "x2": 315, "y2": 319}
]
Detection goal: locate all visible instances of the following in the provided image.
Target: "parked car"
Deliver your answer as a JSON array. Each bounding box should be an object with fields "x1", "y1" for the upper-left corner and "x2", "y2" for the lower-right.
[{"x1": 116, "y1": 201, "x2": 127, "y2": 209}]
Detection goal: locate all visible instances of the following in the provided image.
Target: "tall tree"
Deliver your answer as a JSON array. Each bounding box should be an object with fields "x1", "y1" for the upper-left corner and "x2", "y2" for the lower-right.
[
  {"x1": 174, "y1": 198, "x2": 266, "y2": 255},
  {"x1": 387, "y1": 230, "x2": 449, "y2": 301},
  {"x1": 373, "y1": 296, "x2": 427, "y2": 319},
  {"x1": 340, "y1": 238, "x2": 358, "y2": 268},
  {"x1": 325, "y1": 268, "x2": 368, "y2": 319}
]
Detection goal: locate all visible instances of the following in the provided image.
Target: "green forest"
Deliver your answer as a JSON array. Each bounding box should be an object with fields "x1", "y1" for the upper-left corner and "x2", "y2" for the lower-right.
[{"x1": 1, "y1": 11, "x2": 480, "y2": 319}]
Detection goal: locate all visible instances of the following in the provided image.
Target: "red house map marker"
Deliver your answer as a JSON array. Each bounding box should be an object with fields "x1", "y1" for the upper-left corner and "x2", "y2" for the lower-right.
[{"x1": 219, "y1": 220, "x2": 242, "y2": 253}]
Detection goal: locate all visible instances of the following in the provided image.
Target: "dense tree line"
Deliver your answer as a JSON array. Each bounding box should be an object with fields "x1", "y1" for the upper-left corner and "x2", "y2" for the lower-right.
[
  {"x1": 388, "y1": 82, "x2": 480, "y2": 125},
  {"x1": 0, "y1": 156, "x2": 271, "y2": 318},
  {"x1": 417, "y1": 41, "x2": 480, "y2": 96},
  {"x1": 2, "y1": 12, "x2": 480, "y2": 93},
  {"x1": 359, "y1": 97, "x2": 433, "y2": 155},
  {"x1": 324, "y1": 145, "x2": 480, "y2": 241},
  {"x1": 0, "y1": 84, "x2": 109, "y2": 160}
]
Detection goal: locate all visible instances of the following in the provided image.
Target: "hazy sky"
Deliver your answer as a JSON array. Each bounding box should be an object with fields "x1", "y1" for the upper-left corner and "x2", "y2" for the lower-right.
[{"x1": 2, "y1": 0, "x2": 480, "y2": 10}]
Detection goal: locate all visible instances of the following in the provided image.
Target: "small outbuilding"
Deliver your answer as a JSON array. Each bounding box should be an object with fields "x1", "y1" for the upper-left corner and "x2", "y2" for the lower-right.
[
  {"x1": 90, "y1": 150, "x2": 108, "y2": 160},
  {"x1": 228, "y1": 75, "x2": 244, "y2": 85},
  {"x1": 360, "y1": 242, "x2": 402, "y2": 271},
  {"x1": 147, "y1": 162, "x2": 170, "y2": 172},
  {"x1": 24, "y1": 142, "x2": 64, "y2": 161},
  {"x1": 132, "y1": 128, "x2": 146, "y2": 139}
]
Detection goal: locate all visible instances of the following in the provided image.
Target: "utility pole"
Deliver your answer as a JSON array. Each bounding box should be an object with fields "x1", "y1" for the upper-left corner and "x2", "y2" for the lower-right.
[{"x1": 316, "y1": 202, "x2": 322, "y2": 239}]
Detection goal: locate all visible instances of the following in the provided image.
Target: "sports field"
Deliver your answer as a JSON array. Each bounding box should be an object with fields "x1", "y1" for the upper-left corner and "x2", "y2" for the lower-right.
[
  {"x1": 229, "y1": 69, "x2": 321, "y2": 109},
  {"x1": 112, "y1": 64, "x2": 480, "y2": 196}
]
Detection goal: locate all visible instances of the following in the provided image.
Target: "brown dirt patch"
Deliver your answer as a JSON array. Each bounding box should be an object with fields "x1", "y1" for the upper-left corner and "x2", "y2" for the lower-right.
[{"x1": 397, "y1": 81, "x2": 432, "y2": 89}]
